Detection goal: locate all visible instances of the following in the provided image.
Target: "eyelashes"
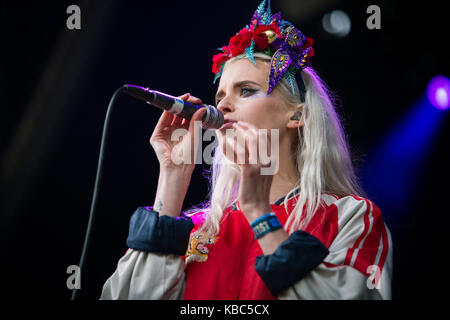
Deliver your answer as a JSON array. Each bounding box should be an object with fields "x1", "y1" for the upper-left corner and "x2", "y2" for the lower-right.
[
  {"x1": 216, "y1": 87, "x2": 257, "y2": 105},
  {"x1": 241, "y1": 87, "x2": 257, "y2": 96}
]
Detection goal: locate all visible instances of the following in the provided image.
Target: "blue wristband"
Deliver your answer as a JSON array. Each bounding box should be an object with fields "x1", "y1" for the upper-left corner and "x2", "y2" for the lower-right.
[{"x1": 251, "y1": 212, "x2": 282, "y2": 239}]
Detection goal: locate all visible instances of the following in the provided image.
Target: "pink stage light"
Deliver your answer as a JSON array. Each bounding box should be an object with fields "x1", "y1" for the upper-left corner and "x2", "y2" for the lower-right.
[{"x1": 427, "y1": 75, "x2": 450, "y2": 110}]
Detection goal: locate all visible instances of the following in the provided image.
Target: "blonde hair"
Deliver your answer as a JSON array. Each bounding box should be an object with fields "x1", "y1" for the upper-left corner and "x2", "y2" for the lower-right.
[{"x1": 186, "y1": 52, "x2": 364, "y2": 235}]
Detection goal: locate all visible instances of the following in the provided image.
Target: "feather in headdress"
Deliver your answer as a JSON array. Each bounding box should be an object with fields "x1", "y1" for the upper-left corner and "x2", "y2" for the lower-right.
[{"x1": 245, "y1": 40, "x2": 256, "y2": 66}]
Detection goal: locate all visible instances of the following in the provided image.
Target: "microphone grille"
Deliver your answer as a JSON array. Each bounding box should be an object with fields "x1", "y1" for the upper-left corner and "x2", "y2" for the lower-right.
[{"x1": 202, "y1": 105, "x2": 224, "y2": 129}]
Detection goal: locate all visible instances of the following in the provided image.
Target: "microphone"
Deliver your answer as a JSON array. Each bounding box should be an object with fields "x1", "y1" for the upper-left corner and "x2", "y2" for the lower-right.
[{"x1": 123, "y1": 84, "x2": 224, "y2": 129}]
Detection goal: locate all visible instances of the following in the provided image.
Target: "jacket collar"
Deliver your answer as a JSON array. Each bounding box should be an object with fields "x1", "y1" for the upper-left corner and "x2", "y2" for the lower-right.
[{"x1": 273, "y1": 187, "x2": 300, "y2": 205}]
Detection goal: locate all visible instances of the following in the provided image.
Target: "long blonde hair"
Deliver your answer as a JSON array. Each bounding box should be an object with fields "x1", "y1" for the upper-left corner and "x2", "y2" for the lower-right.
[{"x1": 186, "y1": 52, "x2": 364, "y2": 235}]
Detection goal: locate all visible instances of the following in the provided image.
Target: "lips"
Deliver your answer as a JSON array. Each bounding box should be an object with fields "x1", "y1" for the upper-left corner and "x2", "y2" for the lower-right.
[{"x1": 219, "y1": 119, "x2": 237, "y2": 130}]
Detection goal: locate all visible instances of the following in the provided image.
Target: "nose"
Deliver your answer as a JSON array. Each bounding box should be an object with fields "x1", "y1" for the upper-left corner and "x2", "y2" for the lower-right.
[{"x1": 217, "y1": 100, "x2": 234, "y2": 115}]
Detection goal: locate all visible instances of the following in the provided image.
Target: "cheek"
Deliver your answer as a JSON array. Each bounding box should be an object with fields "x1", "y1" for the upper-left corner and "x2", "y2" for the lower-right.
[{"x1": 243, "y1": 99, "x2": 283, "y2": 129}]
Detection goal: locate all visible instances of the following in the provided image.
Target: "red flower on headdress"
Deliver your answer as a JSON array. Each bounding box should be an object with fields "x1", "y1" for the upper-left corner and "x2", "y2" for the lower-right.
[
  {"x1": 228, "y1": 28, "x2": 252, "y2": 56},
  {"x1": 302, "y1": 38, "x2": 314, "y2": 58},
  {"x1": 302, "y1": 37, "x2": 315, "y2": 57},
  {"x1": 219, "y1": 45, "x2": 229, "y2": 54},
  {"x1": 212, "y1": 52, "x2": 229, "y2": 74},
  {"x1": 302, "y1": 37, "x2": 314, "y2": 49},
  {"x1": 253, "y1": 23, "x2": 282, "y2": 50}
]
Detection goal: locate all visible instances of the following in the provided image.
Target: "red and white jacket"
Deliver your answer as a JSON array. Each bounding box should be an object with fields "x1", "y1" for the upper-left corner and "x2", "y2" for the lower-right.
[{"x1": 100, "y1": 193, "x2": 392, "y2": 299}]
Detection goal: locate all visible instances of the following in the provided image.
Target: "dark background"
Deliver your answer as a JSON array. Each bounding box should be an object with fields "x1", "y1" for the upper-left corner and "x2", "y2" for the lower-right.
[{"x1": 1, "y1": 0, "x2": 449, "y2": 300}]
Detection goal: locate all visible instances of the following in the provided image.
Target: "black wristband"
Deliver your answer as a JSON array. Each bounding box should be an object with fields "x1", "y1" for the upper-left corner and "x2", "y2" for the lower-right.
[{"x1": 126, "y1": 207, "x2": 194, "y2": 255}]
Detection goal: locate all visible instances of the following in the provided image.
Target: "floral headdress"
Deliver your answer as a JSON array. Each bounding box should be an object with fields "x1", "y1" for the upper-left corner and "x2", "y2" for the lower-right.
[{"x1": 212, "y1": 0, "x2": 314, "y2": 102}]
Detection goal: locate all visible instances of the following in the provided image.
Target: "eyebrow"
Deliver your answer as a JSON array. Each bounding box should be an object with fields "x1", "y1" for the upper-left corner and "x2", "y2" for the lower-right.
[{"x1": 215, "y1": 80, "x2": 261, "y2": 103}]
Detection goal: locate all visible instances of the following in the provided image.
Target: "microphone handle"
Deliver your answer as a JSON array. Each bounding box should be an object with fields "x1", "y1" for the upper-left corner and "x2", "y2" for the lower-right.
[
  {"x1": 123, "y1": 84, "x2": 223, "y2": 129},
  {"x1": 149, "y1": 89, "x2": 201, "y2": 120}
]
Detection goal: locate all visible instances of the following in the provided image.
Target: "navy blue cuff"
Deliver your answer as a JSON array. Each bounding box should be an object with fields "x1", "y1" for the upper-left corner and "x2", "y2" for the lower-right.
[
  {"x1": 254, "y1": 230, "x2": 329, "y2": 296},
  {"x1": 126, "y1": 207, "x2": 194, "y2": 255}
]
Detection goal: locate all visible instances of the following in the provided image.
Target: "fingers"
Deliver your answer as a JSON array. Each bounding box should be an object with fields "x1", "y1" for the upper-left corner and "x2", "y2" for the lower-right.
[
  {"x1": 236, "y1": 122, "x2": 271, "y2": 166},
  {"x1": 233, "y1": 122, "x2": 254, "y2": 165},
  {"x1": 177, "y1": 93, "x2": 204, "y2": 129},
  {"x1": 177, "y1": 93, "x2": 190, "y2": 99},
  {"x1": 171, "y1": 93, "x2": 190, "y2": 127},
  {"x1": 191, "y1": 107, "x2": 207, "y2": 123},
  {"x1": 177, "y1": 93, "x2": 203, "y2": 105},
  {"x1": 154, "y1": 92, "x2": 192, "y2": 130},
  {"x1": 171, "y1": 115, "x2": 184, "y2": 127},
  {"x1": 154, "y1": 93, "x2": 203, "y2": 129},
  {"x1": 154, "y1": 110, "x2": 174, "y2": 131},
  {"x1": 230, "y1": 121, "x2": 273, "y2": 167},
  {"x1": 188, "y1": 108, "x2": 207, "y2": 139}
]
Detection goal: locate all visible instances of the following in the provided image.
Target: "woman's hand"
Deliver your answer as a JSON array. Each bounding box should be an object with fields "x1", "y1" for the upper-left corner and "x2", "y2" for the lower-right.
[
  {"x1": 150, "y1": 93, "x2": 206, "y2": 217},
  {"x1": 150, "y1": 93, "x2": 206, "y2": 174},
  {"x1": 221, "y1": 121, "x2": 288, "y2": 255},
  {"x1": 221, "y1": 121, "x2": 276, "y2": 222}
]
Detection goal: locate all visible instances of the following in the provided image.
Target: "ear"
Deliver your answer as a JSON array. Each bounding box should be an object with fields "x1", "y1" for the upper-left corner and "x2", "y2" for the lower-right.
[{"x1": 286, "y1": 104, "x2": 304, "y2": 129}]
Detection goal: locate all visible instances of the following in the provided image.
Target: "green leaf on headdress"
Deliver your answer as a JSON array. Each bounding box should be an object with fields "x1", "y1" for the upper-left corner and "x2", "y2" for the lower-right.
[
  {"x1": 255, "y1": 0, "x2": 272, "y2": 24},
  {"x1": 256, "y1": 0, "x2": 267, "y2": 15},
  {"x1": 213, "y1": 68, "x2": 223, "y2": 84},
  {"x1": 245, "y1": 40, "x2": 256, "y2": 66},
  {"x1": 284, "y1": 67, "x2": 297, "y2": 96},
  {"x1": 264, "y1": 46, "x2": 275, "y2": 57},
  {"x1": 262, "y1": 0, "x2": 272, "y2": 24},
  {"x1": 262, "y1": 12, "x2": 271, "y2": 25}
]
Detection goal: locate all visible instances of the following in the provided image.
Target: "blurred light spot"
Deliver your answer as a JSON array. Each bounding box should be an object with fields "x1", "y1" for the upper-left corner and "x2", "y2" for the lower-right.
[
  {"x1": 322, "y1": 10, "x2": 351, "y2": 37},
  {"x1": 427, "y1": 75, "x2": 450, "y2": 110}
]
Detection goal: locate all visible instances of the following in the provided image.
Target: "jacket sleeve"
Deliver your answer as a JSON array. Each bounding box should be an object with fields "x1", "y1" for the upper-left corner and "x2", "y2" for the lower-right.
[
  {"x1": 256, "y1": 196, "x2": 393, "y2": 300},
  {"x1": 100, "y1": 207, "x2": 194, "y2": 300},
  {"x1": 100, "y1": 250, "x2": 186, "y2": 300}
]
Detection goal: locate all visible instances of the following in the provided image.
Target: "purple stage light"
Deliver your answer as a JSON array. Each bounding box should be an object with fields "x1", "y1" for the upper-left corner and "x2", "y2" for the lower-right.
[{"x1": 427, "y1": 75, "x2": 450, "y2": 110}]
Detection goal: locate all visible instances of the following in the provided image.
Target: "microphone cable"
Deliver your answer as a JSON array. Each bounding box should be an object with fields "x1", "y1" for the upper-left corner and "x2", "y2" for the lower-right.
[
  {"x1": 71, "y1": 85, "x2": 220, "y2": 300},
  {"x1": 71, "y1": 86, "x2": 124, "y2": 300}
]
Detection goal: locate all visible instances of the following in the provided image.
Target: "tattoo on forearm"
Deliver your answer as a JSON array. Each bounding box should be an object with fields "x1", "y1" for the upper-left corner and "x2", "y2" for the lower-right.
[{"x1": 155, "y1": 199, "x2": 163, "y2": 212}]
